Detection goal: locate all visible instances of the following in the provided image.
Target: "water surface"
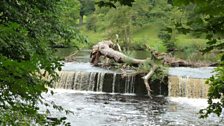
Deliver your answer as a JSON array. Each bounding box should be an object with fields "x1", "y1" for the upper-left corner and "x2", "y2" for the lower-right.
[{"x1": 43, "y1": 90, "x2": 223, "y2": 126}]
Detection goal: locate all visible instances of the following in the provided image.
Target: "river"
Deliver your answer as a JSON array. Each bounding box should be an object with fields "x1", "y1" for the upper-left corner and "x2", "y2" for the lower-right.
[
  {"x1": 43, "y1": 49, "x2": 224, "y2": 126},
  {"x1": 43, "y1": 90, "x2": 223, "y2": 126}
]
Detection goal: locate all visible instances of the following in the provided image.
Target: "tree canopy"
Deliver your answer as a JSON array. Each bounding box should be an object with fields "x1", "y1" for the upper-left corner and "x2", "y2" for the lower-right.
[
  {"x1": 1, "y1": 0, "x2": 224, "y2": 125},
  {"x1": 171, "y1": 0, "x2": 224, "y2": 118},
  {"x1": 94, "y1": 0, "x2": 224, "y2": 118},
  {"x1": 0, "y1": 0, "x2": 82, "y2": 125}
]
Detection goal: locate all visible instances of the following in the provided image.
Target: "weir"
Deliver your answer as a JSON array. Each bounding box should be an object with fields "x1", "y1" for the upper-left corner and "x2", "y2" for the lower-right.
[
  {"x1": 168, "y1": 67, "x2": 213, "y2": 98},
  {"x1": 168, "y1": 76, "x2": 209, "y2": 98},
  {"x1": 54, "y1": 63, "x2": 214, "y2": 98},
  {"x1": 54, "y1": 50, "x2": 214, "y2": 98},
  {"x1": 54, "y1": 70, "x2": 168, "y2": 95}
]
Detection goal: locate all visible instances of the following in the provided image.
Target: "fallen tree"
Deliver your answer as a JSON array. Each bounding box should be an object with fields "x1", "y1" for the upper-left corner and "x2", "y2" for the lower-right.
[
  {"x1": 89, "y1": 40, "x2": 162, "y2": 97},
  {"x1": 89, "y1": 40, "x2": 210, "y2": 97},
  {"x1": 90, "y1": 40, "x2": 146, "y2": 66},
  {"x1": 90, "y1": 40, "x2": 206, "y2": 67}
]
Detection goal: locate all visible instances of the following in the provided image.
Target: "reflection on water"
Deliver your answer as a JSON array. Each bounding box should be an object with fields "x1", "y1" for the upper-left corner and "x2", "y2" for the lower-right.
[{"x1": 42, "y1": 90, "x2": 224, "y2": 126}]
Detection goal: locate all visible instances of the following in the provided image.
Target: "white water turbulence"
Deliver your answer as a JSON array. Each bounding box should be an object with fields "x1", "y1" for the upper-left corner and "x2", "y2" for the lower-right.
[
  {"x1": 45, "y1": 50, "x2": 224, "y2": 126},
  {"x1": 42, "y1": 91, "x2": 224, "y2": 126}
]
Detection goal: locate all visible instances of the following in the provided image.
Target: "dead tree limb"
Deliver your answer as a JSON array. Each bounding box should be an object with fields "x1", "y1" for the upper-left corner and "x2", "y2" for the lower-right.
[
  {"x1": 90, "y1": 40, "x2": 146, "y2": 66},
  {"x1": 90, "y1": 40, "x2": 206, "y2": 67},
  {"x1": 142, "y1": 65, "x2": 158, "y2": 98}
]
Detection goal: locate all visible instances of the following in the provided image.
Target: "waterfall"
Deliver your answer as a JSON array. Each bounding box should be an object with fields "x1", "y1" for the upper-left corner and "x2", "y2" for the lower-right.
[
  {"x1": 88, "y1": 72, "x2": 97, "y2": 91},
  {"x1": 54, "y1": 71, "x2": 139, "y2": 94},
  {"x1": 112, "y1": 73, "x2": 116, "y2": 93},
  {"x1": 168, "y1": 76, "x2": 209, "y2": 98},
  {"x1": 124, "y1": 75, "x2": 135, "y2": 93},
  {"x1": 56, "y1": 71, "x2": 74, "y2": 89},
  {"x1": 96, "y1": 72, "x2": 105, "y2": 92},
  {"x1": 55, "y1": 71, "x2": 99, "y2": 91}
]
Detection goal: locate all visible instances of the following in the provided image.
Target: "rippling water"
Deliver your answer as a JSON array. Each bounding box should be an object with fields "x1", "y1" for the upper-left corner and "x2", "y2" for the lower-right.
[
  {"x1": 51, "y1": 50, "x2": 222, "y2": 125},
  {"x1": 42, "y1": 90, "x2": 224, "y2": 126}
]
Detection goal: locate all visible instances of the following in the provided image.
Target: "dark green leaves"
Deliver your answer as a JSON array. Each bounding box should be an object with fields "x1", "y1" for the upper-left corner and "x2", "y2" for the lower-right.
[
  {"x1": 96, "y1": 0, "x2": 135, "y2": 8},
  {"x1": 0, "y1": 0, "x2": 78, "y2": 125},
  {"x1": 173, "y1": 0, "x2": 224, "y2": 118},
  {"x1": 96, "y1": 1, "x2": 117, "y2": 8}
]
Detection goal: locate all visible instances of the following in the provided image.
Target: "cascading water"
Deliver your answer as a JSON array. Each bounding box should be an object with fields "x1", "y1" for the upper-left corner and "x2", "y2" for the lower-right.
[
  {"x1": 112, "y1": 73, "x2": 116, "y2": 93},
  {"x1": 88, "y1": 72, "x2": 97, "y2": 91},
  {"x1": 168, "y1": 67, "x2": 214, "y2": 98},
  {"x1": 54, "y1": 52, "x2": 167, "y2": 95},
  {"x1": 124, "y1": 75, "x2": 135, "y2": 93},
  {"x1": 96, "y1": 72, "x2": 105, "y2": 92},
  {"x1": 54, "y1": 70, "x2": 138, "y2": 93},
  {"x1": 45, "y1": 50, "x2": 223, "y2": 126},
  {"x1": 168, "y1": 76, "x2": 209, "y2": 98}
]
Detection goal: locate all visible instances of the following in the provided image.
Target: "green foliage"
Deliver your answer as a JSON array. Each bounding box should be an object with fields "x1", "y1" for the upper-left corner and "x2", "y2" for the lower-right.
[
  {"x1": 105, "y1": 6, "x2": 132, "y2": 48},
  {"x1": 78, "y1": 0, "x2": 95, "y2": 26},
  {"x1": 52, "y1": 0, "x2": 86, "y2": 47},
  {"x1": 199, "y1": 66, "x2": 224, "y2": 118},
  {"x1": 96, "y1": 0, "x2": 135, "y2": 8},
  {"x1": 159, "y1": 30, "x2": 177, "y2": 54},
  {"x1": 79, "y1": 0, "x2": 95, "y2": 16},
  {"x1": 86, "y1": 14, "x2": 97, "y2": 31},
  {"x1": 0, "y1": 0, "x2": 82, "y2": 125},
  {"x1": 137, "y1": 58, "x2": 167, "y2": 83},
  {"x1": 173, "y1": 0, "x2": 224, "y2": 118},
  {"x1": 83, "y1": 0, "x2": 210, "y2": 58}
]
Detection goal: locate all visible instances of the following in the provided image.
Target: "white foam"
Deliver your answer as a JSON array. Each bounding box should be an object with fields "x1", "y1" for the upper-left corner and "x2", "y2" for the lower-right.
[
  {"x1": 167, "y1": 97, "x2": 221, "y2": 110},
  {"x1": 167, "y1": 97, "x2": 208, "y2": 108}
]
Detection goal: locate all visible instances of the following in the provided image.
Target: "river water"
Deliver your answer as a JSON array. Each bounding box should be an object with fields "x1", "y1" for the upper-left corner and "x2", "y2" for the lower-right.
[
  {"x1": 43, "y1": 90, "x2": 223, "y2": 126},
  {"x1": 44, "y1": 49, "x2": 224, "y2": 126}
]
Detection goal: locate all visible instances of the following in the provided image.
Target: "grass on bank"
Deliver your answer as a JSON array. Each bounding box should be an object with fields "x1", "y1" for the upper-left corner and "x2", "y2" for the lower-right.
[{"x1": 80, "y1": 23, "x2": 217, "y2": 62}]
